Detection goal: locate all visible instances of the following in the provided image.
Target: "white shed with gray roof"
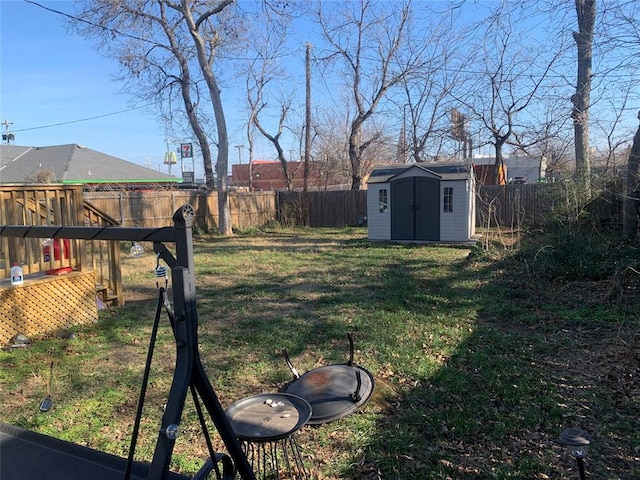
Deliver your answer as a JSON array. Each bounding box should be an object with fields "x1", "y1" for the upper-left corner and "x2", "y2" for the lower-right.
[{"x1": 366, "y1": 163, "x2": 476, "y2": 243}]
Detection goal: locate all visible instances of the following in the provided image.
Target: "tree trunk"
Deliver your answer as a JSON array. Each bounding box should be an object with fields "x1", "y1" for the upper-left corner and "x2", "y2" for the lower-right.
[
  {"x1": 493, "y1": 137, "x2": 507, "y2": 185},
  {"x1": 349, "y1": 119, "x2": 363, "y2": 190},
  {"x1": 348, "y1": 145, "x2": 361, "y2": 190},
  {"x1": 572, "y1": 0, "x2": 596, "y2": 197},
  {"x1": 156, "y1": 5, "x2": 217, "y2": 196},
  {"x1": 304, "y1": 42, "x2": 312, "y2": 194},
  {"x1": 623, "y1": 120, "x2": 640, "y2": 242},
  {"x1": 275, "y1": 146, "x2": 291, "y2": 191},
  {"x1": 181, "y1": 0, "x2": 233, "y2": 235},
  {"x1": 247, "y1": 114, "x2": 255, "y2": 193},
  {"x1": 253, "y1": 117, "x2": 292, "y2": 190}
]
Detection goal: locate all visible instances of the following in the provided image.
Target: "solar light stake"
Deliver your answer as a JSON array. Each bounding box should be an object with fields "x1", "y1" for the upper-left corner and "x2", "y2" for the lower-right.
[
  {"x1": 577, "y1": 455, "x2": 586, "y2": 480},
  {"x1": 39, "y1": 360, "x2": 55, "y2": 413},
  {"x1": 559, "y1": 427, "x2": 592, "y2": 480}
]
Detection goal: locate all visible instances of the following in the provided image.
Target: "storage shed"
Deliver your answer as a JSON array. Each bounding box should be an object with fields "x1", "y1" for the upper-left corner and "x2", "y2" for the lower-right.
[{"x1": 366, "y1": 163, "x2": 476, "y2": 243}]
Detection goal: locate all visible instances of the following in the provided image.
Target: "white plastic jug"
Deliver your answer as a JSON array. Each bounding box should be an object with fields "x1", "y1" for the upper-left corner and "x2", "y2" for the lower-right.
[{"x1": 10, "y1": 263, "x2": 23, "y2": 286}]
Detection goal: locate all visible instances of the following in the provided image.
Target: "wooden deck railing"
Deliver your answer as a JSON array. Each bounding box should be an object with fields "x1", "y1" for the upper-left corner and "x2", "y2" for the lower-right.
[
  {"x1": 0, "y1": 184, "x2": 124, "y2": 306},
  {"x1": 83, "y1": 200, "x2": 123, "y2": 305}
]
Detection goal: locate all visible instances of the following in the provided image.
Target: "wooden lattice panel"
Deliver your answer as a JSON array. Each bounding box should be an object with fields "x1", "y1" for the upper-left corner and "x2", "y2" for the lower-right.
[{"x1": 0, "y1": 271, "x2": 98, "y2": 345}]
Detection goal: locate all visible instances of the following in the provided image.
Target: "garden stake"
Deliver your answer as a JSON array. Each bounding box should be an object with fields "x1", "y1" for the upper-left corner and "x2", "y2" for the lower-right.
[{"x1": 39, "y1": 360, "x2": 54, "y2": 413}]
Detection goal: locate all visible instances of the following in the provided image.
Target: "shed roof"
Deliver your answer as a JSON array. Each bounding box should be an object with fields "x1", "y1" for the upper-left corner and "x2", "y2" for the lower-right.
[
  {"x1": 367, "y1": 162, "x2": 471, "y2": 184},
  {"x1": 0, "y1": 144, "x2": 180, "y2": 184}
]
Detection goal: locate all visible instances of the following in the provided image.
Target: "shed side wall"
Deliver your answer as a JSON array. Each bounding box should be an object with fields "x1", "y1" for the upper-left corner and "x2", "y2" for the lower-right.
[
  {"x1": 440, "y1": 179, "x2": 470, "y2": 242},
  {"x1": 367, "y1": 184, "x2": 391, "y2": 240}
]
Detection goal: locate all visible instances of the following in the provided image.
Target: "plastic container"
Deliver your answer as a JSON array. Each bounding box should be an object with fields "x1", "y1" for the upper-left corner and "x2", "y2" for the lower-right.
[
  {"x1": 10, "y1": 263, "x2": 24, "y2": 286},
  {"x1": 43, "y1": 238, "x2": 70, "y2": 262},
  {"x1": 43, "y1": 238, "x2": 72, "y2": 275}
]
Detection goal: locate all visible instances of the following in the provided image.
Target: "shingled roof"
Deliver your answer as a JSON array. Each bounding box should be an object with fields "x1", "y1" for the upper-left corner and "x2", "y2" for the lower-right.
[
  {"x1": 367, "y1": 162, "x2": 471, "y2": 184},
  {"x1": 0, "y1": 144, "x2": 180, "y2": 185}
]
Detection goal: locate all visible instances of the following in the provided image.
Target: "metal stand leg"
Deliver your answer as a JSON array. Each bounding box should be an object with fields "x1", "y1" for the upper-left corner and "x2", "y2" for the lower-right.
[
  {"x1": 241, "y1": 434, "x2": 309, "y2": 480},
  {"x1": 281, "y1": 435, "x2": 309, "y2": 480}
]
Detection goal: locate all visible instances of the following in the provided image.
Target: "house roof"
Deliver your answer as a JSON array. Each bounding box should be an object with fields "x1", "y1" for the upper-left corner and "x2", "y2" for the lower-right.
[
  {"x1": 0, "y1": 144, "x2": 181, "y2": 184},
  {"x1": 367, "y1": 162, "x2": 471, "y2": 184}
]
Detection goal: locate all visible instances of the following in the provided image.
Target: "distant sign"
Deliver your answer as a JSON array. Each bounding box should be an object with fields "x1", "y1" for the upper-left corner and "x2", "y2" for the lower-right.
[
  {"x1": 163, "y1": 151, "x2": 177, "y2": 165},
  {"x1": 182, "y1": 171, "x2": 194, "y2": 183},
  {"x1": 181, "y1": 143, "x2": 193, "y2": 158}
]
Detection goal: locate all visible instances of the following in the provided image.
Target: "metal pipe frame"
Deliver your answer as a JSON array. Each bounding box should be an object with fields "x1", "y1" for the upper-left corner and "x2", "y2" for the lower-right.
[{"x1": 0, "y1": 204, "x2": 256, "y2": 480}]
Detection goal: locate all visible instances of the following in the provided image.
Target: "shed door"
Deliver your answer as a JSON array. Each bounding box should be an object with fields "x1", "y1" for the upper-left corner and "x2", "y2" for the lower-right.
[
  {"x1": 390, "y1": 177, "x2": 415, "y2": 240},
  {"x1": 415, "y1": 177, "x2": 440, "y2": 241},
  {"x1": 391, "y1": 176, "x2": 440, "y2": 241}
]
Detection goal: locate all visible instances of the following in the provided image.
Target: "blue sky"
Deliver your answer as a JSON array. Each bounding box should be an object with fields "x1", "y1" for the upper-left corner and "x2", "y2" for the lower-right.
[
  {"x1": 1, "y1": 1, "x2": 215, "y2": 177},
  {"x1": 0, "y1": 1, "x2": 317, "y2": 179},
  {"x1": 3, "y1": 1, "x2": 637, "y2": 180}
]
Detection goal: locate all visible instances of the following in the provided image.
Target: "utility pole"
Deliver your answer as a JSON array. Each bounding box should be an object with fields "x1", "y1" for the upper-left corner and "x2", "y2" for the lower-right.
[
  {"x1": 2, "y1": 120, "x2": 15, "y2": 144},
  {"x1": 303, "y1": 42, "x2": 312, "y2": 225},
  {"x1": 235, "y1": 145, "x2": 244, "y2": 164},
  {"x1": 304, "y1": 43, "x2": 312, "y2": 183}
]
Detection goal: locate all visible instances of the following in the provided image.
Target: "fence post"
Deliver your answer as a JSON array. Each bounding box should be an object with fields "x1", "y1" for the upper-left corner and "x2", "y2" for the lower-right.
[{"x1": 119, "y1": 191, "x2": 125, "y2": 226}]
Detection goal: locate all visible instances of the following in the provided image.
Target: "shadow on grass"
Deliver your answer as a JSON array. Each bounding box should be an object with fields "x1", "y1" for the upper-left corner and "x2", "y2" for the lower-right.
[
  {"x1": 328, "y1": 251, "x2": 637, "y2": 479},
  {"x1": 188, "y1": 237, "x2": 638, "y2": 479}
]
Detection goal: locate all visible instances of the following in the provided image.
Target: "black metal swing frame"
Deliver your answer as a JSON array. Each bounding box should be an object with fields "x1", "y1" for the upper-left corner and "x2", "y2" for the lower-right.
[{"x1": 0, "y1": 205, "x2": 257, "y2": 480}]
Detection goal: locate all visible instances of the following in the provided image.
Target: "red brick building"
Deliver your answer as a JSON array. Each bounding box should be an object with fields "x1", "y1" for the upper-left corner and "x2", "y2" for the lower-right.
[{"x1": 231, "y1": 160, "x2": 349, "y2": 191}]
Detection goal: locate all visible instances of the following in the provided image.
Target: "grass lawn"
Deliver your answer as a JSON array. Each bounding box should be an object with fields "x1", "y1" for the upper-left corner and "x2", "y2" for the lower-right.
[{"x1": 1, "y1": 227, "x2": 638, "y2": 479}]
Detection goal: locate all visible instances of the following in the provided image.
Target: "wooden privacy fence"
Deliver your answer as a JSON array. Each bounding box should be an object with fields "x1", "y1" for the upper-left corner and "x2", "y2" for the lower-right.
[
  {"x1": 86, "y1": 190, "x2": 365, "y2": 229},
  {"x1": 475, "y1": 183, "x2": 622, "y2": 228},
  {"x1": 277, "y1": 186, "x2": 574, "y2": 229},
  {"x1": 277, "y1": 190, "x2": 368, "y2": 227},
  {"x1": 85, "y1": 186, "x2": 588, "y2": 230},
  {"x1": 475, "y1": 184, "x2": 564, "y2": 228},
  {"x1": 85, "y1": 190, "x2": 277, "y2": 229}
]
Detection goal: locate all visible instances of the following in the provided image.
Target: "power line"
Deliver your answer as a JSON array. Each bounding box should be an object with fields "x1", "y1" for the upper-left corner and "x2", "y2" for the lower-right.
[
  {"x1": 24, "y1": 0, "x2": 159, "y2": 46},
  {"x1": 12, "y1": 105, "x2": 153, "y2": 133}
]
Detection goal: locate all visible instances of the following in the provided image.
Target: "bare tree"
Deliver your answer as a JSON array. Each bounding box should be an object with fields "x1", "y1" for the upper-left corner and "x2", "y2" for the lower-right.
[
  {"x1": 245, "y1": 82, "x2": 257, "y2": 192},
  {"x1": 304, "y1": 42, "x2": 312, "y2": 195},
  {"x1": 317, "y1": 0, "x2": 422, "y2": 189},
  {"x1": 455, "y1": 12, "x2": 561, "y2": 184},
  {"x1": 253, "y1": 100, "x2": 294, "y2": 190},
  {"x1": 70, "y1": 0, "x2": 245, "y2": 235},
  {"x1": 515, "y1": 101, "x2": 574, "y2": 182},
  {"x1": 242, "y1": 4, "x2": 297, "y2": 191},
  {"x1": 399, "y1": 72, "x2": 457, "y2": 164},
  {"x1": 312, "y1": 109, "x2": 353, "y2": 190},
  {"x1": 591, "y1": 86, "x2": 637, "y2": 180},
  {"x1": 392, "y1": 6, "x2": 469, "y2": 163}
]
